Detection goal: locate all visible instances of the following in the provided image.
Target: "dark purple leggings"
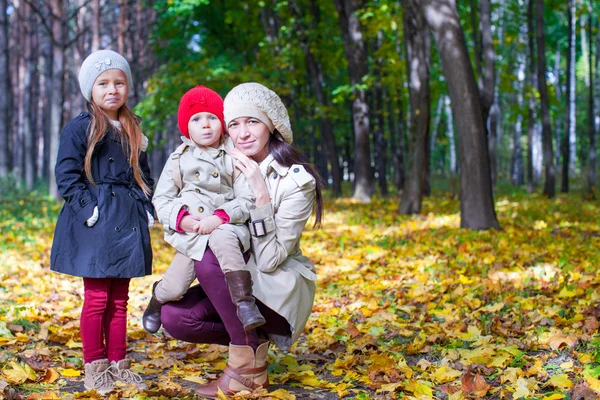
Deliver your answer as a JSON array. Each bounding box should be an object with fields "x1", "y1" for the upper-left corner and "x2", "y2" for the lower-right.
[{"x1": 161, "y1": 248, "x2": 290, "y2": 349}]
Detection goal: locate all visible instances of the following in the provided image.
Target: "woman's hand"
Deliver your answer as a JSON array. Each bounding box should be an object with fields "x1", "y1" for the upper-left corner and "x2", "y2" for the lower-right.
[
  {"x1": 193, "y1": 215, "x2": 223, "y2": 235},
  {"x1": 230, "y1": 148, "x2": 270, "y2": 207},
  {"x1": 179, "y1": 215, "x2": 201, "y2": 232}
]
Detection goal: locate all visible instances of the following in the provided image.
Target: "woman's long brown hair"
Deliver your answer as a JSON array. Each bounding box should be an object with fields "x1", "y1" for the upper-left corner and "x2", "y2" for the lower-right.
[
  {"x1": 269, "y1": 133, "x2": 324, "y2": 228},
  {"x1": 84, "y1": 101, "x2": 151, "y2": 197}
]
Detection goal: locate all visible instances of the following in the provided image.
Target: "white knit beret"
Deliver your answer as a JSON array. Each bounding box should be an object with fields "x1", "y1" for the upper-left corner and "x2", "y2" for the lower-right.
[
  {"x1": 78, "y1": 49, "x2": 133, "y2": 102},
  {"x1": 224, "y1": 82, "x2": 293, "y2": 144}
]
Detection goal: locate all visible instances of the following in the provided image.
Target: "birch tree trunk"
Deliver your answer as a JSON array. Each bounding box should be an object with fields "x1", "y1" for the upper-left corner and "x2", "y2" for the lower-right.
[
  {"x1": 21, "y1": 2, "x2": 34, "y2": 189},
  {"x1": 0, "y1": 0, "x2": 9, "y2": 177},
  {"x1": 479, "y1": 0, "x2": 496, "y2": 184},
  {"x1": 400, "y1": 0, "x2": 430, "y2": 214},
  {"x1": 421, "y1": 0, "x2": 499, "y2": 229},
  {"x1": 511, "y1": 1, "x2": 527, "y2": 186},
  {"x1": 333, "y1": 0, "x2": 374, "y2": 202},
  {"x1": 91, "y1": 0, "x2": 100, "y2": 51},
  {"x1": 535, "y1": 0, "x2": 556, "y2": 198}
]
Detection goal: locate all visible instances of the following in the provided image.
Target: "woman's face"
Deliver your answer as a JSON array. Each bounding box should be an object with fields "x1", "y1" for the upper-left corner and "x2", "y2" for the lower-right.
[{"x1": 227, "y1": 117, "x2": 271, "y2": 162}]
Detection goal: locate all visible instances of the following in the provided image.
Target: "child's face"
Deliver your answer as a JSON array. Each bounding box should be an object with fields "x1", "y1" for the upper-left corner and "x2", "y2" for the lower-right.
[
  {"x1": 188, "y1": 112, "x2": 223, "y2": 148},
  {"x1": 91, "y1": 70, "x2": 128, "y2": 119}
]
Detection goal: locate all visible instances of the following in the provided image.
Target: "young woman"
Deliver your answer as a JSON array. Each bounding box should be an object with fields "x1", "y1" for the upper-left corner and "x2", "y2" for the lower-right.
[{"x1": 160, "y1": 82, "x2": 324, "y2": 398}]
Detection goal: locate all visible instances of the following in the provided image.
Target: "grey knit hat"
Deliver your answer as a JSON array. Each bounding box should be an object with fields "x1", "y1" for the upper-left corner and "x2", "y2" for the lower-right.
[
  {"x1": 224, "y1": 82, "x2": 293, "y2": 144},
  {"x1": 78, "y1": 49, "x2": 133, "y2": 102}
]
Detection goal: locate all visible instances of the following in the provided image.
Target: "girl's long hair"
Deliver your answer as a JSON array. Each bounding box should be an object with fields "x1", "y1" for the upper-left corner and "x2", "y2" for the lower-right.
[
  {"x1": 269, "y1": 133, "x2": 324, "y2": 228},
  {"x1": 84, "y1": 101, "x2": 151, "y2": 197}
]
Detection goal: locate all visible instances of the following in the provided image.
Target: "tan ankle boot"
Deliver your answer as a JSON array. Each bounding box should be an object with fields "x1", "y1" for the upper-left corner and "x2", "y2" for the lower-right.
[
  {"x1": 225, "y1": 271, "x2": 266, "y2": 331},
  {"x1": 84, "y1": 359, "x2": 115, "y2": 395},
  {"x1": 195, "y1": 341, "x2": 269, "y2": 398},
  {"x1": 109, "y1": 359, "x2": 148, "y2": 390}
]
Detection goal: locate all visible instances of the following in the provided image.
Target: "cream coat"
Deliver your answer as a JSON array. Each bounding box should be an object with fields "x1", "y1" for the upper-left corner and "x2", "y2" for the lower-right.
[
  {"x1": 152, "y1": 136, "x2": 254, "y2": 260},
  {"x1": 246, "y1": 154, "x2": 317, "y2": 350}
]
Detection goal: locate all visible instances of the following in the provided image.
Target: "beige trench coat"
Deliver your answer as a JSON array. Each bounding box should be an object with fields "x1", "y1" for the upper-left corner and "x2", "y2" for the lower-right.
[
  {"x1": 152, "y1": 136, "x2": 254, "y2": 260},
  {"x1": 246, "y1": 154, "x2": 317, "y2": 350}
]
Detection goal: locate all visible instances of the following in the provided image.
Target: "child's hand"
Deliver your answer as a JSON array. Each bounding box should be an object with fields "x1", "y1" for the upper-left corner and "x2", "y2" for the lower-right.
[
  {"x1": 179, "y1": 215, "x2": 201, "y2": 232},
  {"x1": 193, "y1": 215, "x2": 223, "y2": 235}
]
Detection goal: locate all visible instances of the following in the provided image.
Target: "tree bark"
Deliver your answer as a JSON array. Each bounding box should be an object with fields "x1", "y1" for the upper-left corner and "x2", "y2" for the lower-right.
[
  {"x1": 535, "y1": 0, "x2": 555, "y2": 198},
  {"x1": 563, "y1": 0, "x2": 575, "y2": 193},
  {"x1": 526, "y1": 0, "x2": 540, "y2": 192},
  {"x1": 118, "y1": 0, "x2": 127, "y2": 55},
  {"x1": 388, "y1": 88, "x2": 405, "y2": 191},
  {"x1": 333, "y1": 0, "x2": 374, "y2": 202},
  {"x1": 91, "y1": 0, "x2": 100, "y2": 51},
  {"x1": 511, "y1": 2, "x2": 527, "y2": 186},
  {"x1": 479, "y1": 0, "x2": 496, "y2": 184},
  {"x1": 49, "y1": 0, "x2": 65, "y2": 201},
  {"x1": 421, "y1": 0, "x2": 499, "y2": 229},
  {"x1": 20, "y1": 1, "x2": 34, "y2": 189},
  {"x1": 373, "y1": 30, "x2": 388, "y2": 197},
  {"x1": 0, "y1": 0, "x2": 9, "y2": 177},
  {"x1": 400, "y1": 0, "x2": 430, "y2": 214},
  {"x1": 587, "y1": 1, "x2": 596, "y2": 197}
]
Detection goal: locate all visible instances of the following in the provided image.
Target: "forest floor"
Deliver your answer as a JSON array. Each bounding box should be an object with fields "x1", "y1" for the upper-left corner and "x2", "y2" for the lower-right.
[{"x1": 1, "y1": 186, "x2": 600, "y2": 399}]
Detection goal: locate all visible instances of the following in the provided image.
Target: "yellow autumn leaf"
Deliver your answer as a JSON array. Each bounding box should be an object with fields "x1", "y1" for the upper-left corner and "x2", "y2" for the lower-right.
[
  {"x1": 268, "y1": 388, "x2": 297, "y2": 400},
  {"x1": 3, "y1": 362, "x2": 37, "y2": 384},
  {"x1": 542, "y1": 394, "x2": 566, "y2": 400},
  {"x1": 405, "y1": 379, "x2": 434, "y2": 399},
  {"x1": 512, "y1": 377, "x2": 531, "y2": 399},
  {"x1": 432, "y1": 366, "x2": 462, "y2": 383},
  {"x1": 59, "y1": 368, "x2": 81, "y2": 377},
  {"x1": 546, "y1": 374, "x2": 573, "y2": 390}
]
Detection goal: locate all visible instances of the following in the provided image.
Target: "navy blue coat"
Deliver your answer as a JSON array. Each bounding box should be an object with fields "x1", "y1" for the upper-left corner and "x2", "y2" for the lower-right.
[{"x1": 50, "y1": 113, "x2": 154, "y2": 278}]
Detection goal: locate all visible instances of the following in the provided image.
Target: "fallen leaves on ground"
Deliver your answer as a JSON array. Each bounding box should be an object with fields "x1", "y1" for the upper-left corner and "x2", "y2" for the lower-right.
[{"x1": 1, "y1": 190, "x2": 600, "y2": 399}]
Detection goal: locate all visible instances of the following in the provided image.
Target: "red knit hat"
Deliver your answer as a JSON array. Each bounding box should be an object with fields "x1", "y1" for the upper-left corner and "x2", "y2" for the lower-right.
[{"x1": 177, "y1": 86, "x2": 225, "y2": 138}]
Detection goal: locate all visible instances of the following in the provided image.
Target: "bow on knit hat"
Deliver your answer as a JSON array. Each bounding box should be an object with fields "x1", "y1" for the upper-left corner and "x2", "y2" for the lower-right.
[
  {"x1": 78, "y1": 49, "x2": 133, "y2": 102},
  {"x1": 223, "y1": 82, "x2": 293, "y2": 144},
  {"x1": 177, "y1": 86, "x2": 225, "y2": 138}
]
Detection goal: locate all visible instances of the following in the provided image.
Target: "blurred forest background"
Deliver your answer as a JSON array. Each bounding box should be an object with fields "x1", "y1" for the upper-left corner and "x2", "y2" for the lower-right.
[{"x1": 0, "y1": 0, "x2": 598, "y2": 227}]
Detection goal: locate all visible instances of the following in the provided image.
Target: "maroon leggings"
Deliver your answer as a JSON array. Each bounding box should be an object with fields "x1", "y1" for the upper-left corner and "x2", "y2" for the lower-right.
[
  {"x1": 161, "y1": 248, "x2": 290, "y2": 350},
  {"x1": 81, "y1": 278, "x2": 130, "y2": 363}
]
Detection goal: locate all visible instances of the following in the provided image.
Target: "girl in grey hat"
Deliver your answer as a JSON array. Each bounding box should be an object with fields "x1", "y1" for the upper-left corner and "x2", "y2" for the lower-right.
[
  {"x1": 160, "y1": 82, "x2": 324, "y2": 398},
  {"x1": 50, "y1": 49, "x2": 153, "y2": 394}
]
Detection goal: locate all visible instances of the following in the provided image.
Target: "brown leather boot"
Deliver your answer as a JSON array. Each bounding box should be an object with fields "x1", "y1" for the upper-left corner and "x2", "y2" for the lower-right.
[
  {"x1": 195, "y1": 341, "x2": 269, "y2": 398},
  {"x1": 142, "y1": 281, "x2": 162, "y2": 334},
  {"x1": 224, "y1": 271, "x2": 266, "y2": 331}
]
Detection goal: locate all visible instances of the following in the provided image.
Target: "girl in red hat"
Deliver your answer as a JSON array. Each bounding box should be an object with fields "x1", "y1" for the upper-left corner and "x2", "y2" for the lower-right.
[{"x1": 143, "y1": 86, "x2": 264, "y2": 335}]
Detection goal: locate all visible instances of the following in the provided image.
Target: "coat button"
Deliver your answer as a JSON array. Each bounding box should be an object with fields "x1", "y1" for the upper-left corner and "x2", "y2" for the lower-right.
[
  {"x1": 128, "y1": 192, "x2": 133, "y2": 198},
  {"x1": 80, "y1": 199, "x2": 86, "y2": 204},
  {"x1": 115, "y1": 226, "x2": 121, "y2": 232},
  {"x1": 212, "y1": 171, "x2": 219, "y2": 178},
  {"x1": 273, "y1": 173, "x2": 278, "y2": 179},
  {"x1": 109, "y1": 157, "x2": 114, "y2": 162},
  {"x1": 133, "y1": 227, "x2": 138, "y2": 232},
  {"x1": 111, "y1": 192, "x2": 116, "y2": 197},
  {"x1": 195, "y1": 188, "x2": 201, "y2": 194},
  {"x1": 218, "y1": 150, "x2": 224, "y2": 157},
  {"x1": 198, "y1": 207, "x2": 204, "y2": 213},
  {"x1": 293, "y1": 167, "x2": 300, "y2": 173},
  {"x1": 195, "y1": 172, "x2": 200, "y2": 178}
]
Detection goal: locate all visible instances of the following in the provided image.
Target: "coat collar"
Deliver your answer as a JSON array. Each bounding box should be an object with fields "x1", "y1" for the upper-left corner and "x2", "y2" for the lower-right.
[
  {"x1": 180, "y1": 136, "x2": 227, "y2": 159},
  {"x1": 259, "y1": 154, "x2": 288, "y2": 178}
]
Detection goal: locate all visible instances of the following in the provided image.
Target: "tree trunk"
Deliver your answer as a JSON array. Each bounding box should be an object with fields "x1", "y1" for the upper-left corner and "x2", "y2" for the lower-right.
[
  {"x1": 40, "y1": 27, "x2": 52, "y2": 181},
  {"x1": 91, "y1": 0, "x2": 100, "y2": 51},
  {"x1": 333, "y1": 0, "x2": 374, "y2": 202},
  {"x1": 535, "y1": 0, "x2": 555, "y2": 198},
  {"x1": 20, "y1": 2, "x2": 34, "y2": 189},
  {"x1": 373, "y1": 30, "x2": 388, "y2": 197},
  {"x1": 0, "y1": 0, "x2": 9, "y2": 177},
  {"x1": 118, "y1": 0, "x2": 127, "y2": 55},
  {"x1": 49, "y1": 0, "x2": 65, "y2": 201},
  {"x1": 400, "y1": 0, "x2": 430, "y2": 214},
  {"x1": 587, "y1": 1, "x2": 596, "y2": 196},
  {"x1": 289, "y1": 0, "x2": 341, "y2": 196},
  {"x1": 563, "y1": 0, "x2": 575, "y2": 193},
  {"x1": 421, "y1": 0, "x2": 499, "y2": 229},
  {"x1": 526, "y1": 0, "x2": 540, "y2": 192},
  {"x1": 479, "y1": 0, "x2": 496, "y2": 184},
  {"x1": 444, "y1": 96, "x2": 457, "y2": 176},
  {"x1": 389, "y1": 89, "x2": 405, "y2": 191},
  {"x1": 511, "y1": 2, "x2": 527, "y2": 186}
]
